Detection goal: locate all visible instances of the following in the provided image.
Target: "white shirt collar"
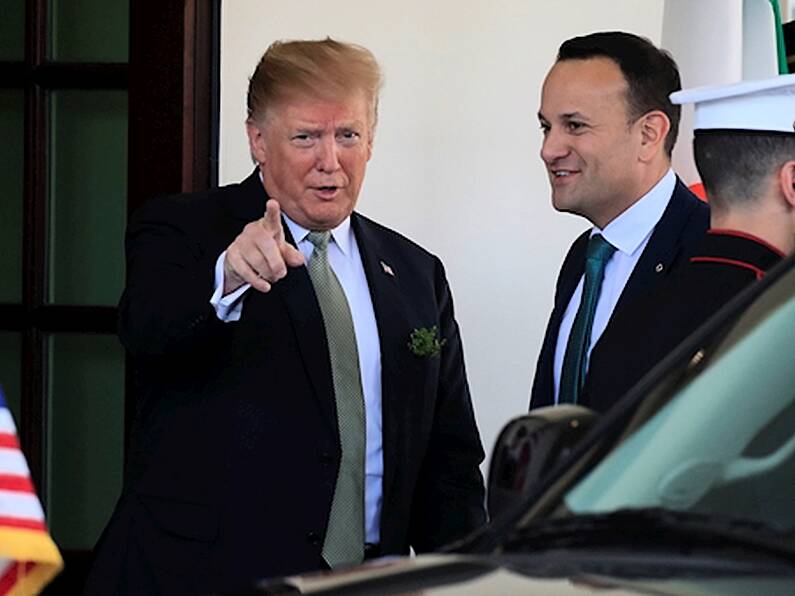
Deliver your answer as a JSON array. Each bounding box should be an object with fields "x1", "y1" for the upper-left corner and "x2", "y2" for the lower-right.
[
  {"x1": 593, "y1": 168, "x2": 676, "y2": 257},
  {"x1": 282, "y1": 211, "x2": 354, "y2": 256}
]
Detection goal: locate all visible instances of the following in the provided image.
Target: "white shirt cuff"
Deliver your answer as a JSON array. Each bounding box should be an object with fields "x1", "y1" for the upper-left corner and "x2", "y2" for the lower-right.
[{"x1": 210, "y1": 251, "x2": 249, "y2": 322}]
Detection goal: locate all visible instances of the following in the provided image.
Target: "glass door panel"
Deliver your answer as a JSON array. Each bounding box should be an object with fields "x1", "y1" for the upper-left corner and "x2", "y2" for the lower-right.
[
  {"x1": 47, "y1": 333, "x2": 125, "y2": 550},
  {"x1": 0, "y1": 332, "x2": 22, "y2": 421},
  {"x1": 48, "y1": 90, "x2": 128, "y2": 306},
  {"x1": 0, "y1": 0, "x2": 25, "y2": 61},
  {"x1": 49, "y1": 0, "x2": 129, "y2": 63},
  {"x1": 0, "y1": 90, "x2": 24, "y2": 303}
]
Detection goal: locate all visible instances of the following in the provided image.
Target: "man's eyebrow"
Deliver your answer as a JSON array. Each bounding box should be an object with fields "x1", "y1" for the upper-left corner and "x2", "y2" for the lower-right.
[
  {"x1": 537, "y1": 111, "x2": 590, "y2": 123},
  {"x1": 336, "y1": 120, "x2": 365, "y2": 129},
  {"x1": 292, "y1": 125, "x2": 323, "y2": 134},
  {"x1": 561, "y1": 111, "x2": 589, "y2": 121}
]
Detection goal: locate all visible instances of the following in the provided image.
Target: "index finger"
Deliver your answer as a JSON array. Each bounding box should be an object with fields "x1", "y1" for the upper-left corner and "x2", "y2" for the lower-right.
[{"x1": 261, "y1": 199, "x2": 284, "y2": 239}]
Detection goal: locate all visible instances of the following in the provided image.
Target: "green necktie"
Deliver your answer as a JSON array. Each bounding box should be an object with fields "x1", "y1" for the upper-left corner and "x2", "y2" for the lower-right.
[
  {"x1": 559, "y1": 234, "x2": 616, "y2": 404},
  {"x1": 306, "y1": 231, "x2": 366, "y2": 568}
]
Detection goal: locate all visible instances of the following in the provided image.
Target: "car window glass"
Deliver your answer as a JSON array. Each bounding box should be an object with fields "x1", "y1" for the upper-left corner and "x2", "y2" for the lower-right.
[{"x1": 565, "y1": 290, "x2": 795, "y2": 532}]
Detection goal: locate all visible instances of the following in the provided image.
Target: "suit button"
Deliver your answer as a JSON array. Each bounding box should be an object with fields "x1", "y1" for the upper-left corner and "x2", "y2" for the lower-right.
[
  {"x1": 306, "y1": 531, "x2": 321, "y2": 545},
  {"x1": 319, "y1": 452, "x2": 334, "y2": 464}
]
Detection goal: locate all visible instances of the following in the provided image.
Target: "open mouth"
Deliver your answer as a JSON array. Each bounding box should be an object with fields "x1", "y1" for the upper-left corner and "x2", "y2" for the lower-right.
[{"x1": 312, "y1": 185, "x2": 341, "y2": 199}]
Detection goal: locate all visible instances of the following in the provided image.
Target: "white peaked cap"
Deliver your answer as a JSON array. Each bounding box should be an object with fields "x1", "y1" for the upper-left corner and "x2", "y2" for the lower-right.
[{"x1": 670, "y1": 73, "x2": 795, "y2": 134}]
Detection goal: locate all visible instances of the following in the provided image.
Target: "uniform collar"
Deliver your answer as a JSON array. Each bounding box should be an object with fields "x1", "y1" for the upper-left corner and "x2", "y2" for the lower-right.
[{"x1": 692, "y1": 229, "x2": 785, "y2": 278}]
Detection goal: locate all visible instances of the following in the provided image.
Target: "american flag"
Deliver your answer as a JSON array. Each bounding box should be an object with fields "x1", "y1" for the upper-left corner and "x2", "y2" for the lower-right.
[{"x1": 0, "y1": 387, "x2": 62, "y2": 594}]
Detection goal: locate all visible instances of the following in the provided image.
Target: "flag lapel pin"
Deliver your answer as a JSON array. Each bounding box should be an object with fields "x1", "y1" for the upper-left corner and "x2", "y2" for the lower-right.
[{"x1": 380, "y1": 260, "x2": 395, "y2": 277}]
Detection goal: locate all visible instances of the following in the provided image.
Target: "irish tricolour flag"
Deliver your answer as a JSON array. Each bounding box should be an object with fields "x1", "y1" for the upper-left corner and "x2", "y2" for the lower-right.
[{"x1": 662, "y1": 0, "x2": 788, "y2": 196}]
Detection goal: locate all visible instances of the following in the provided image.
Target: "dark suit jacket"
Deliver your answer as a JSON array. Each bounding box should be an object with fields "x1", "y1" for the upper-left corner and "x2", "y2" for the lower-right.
[
  {"x1": 87, "y1": 171, "x2": 486, "y2": 595},
  {"x1": 582, "y1": 230, "x2": 783, "y2": 413},
  {"x1": 529, "y1": 179, "x2": 709, "y2": 409}
]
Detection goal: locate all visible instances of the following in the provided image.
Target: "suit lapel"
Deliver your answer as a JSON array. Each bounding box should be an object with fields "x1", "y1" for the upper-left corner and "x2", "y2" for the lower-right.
[
  {"x1": 532, "y1": 231, "x2": 589, "y2": 407},
  {"x1": 556, "y1": 232, "x2": 590, "y2": 313},
  {"x1": 276, "y1": 223, "x2": 339, "y2": 433},
  {"x1": 548, "y1": 231, "x2": 590, "y2": 350},
  {"x1": 351, "y1": 214, "x2": 418, "y2": 503},
  {"x1": 231, "y1": 170, "x2": 338, "y2": 432},
  {"x1": 614, "y1": 180, "x2": 700, "y2": 313}
]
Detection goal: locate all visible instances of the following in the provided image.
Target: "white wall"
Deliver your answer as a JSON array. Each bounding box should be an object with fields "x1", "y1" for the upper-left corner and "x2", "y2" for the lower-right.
[{"x1": 219, "y1": 0, "x2": 665, "y2": 472}]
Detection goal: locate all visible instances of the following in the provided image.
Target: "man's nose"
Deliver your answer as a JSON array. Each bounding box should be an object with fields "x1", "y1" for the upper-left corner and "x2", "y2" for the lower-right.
[
  {"x1": 315, "y1": 136, "x2": 341, "y2": 172},
  {"x1": 540, "y1": 129, "x2": 568, "y2": 164}
]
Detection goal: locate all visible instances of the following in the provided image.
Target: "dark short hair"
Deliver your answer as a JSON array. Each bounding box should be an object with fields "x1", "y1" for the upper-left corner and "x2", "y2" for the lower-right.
[
  {"x1": 557, "y1": 31, "x2": 681, "y2": 156},
  {"x1": 694, "y1": 131, "x2": 795, "y2": 208}
]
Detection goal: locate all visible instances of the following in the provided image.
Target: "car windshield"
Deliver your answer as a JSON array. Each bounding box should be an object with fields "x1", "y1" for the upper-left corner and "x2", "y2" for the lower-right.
[{"x1": 564, "y1": 262, "x2": 795, "y2": 533}]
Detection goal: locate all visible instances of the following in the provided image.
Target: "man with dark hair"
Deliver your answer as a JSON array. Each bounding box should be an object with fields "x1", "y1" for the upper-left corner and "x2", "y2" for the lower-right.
[
  {"x1": 584, "y1": 75, "x2": 795, "y2": 411},
  {"x1": 557, "y1": 31, "x2": 682, "y2": 156},
  {"x1": 86, "y1": 38, "x2": 486, "y2": 595},
  {"x1": 530, "y1": 31, "x2": 709, "y2": 410}
]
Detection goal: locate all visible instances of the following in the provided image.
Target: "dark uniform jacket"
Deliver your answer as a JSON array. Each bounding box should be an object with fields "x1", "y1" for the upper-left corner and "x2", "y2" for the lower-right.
[
  {"x1": 530, "y1": 179, "x2": 710, "y2": 409},
  {"x1": 86, "y1": 170, "x2": 486, "y2": 595},
  {"x1": 582, "y1": 229, "x2": 784, "y2": 413}
]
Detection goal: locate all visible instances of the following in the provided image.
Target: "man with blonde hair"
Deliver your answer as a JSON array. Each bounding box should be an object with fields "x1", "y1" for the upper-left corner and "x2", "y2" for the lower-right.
[{"x1": 87, "y1": 38, "x2": 485, "y2": 595}]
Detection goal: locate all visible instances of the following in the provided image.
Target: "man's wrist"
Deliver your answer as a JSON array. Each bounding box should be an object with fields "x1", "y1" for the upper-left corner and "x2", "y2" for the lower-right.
[{"x1": 211, "y1": 251, "x2": 249, "y2": 322}]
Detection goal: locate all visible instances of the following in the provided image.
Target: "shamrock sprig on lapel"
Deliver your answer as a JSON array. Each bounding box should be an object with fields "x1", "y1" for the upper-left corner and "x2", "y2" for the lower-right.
[{"x1": 408, "y1": 326, "x2": 446, "y2": 358}]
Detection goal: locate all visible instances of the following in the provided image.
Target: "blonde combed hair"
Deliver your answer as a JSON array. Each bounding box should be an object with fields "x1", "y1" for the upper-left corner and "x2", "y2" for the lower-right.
[{"x1": 247, "y1": 38, "x2": 383, "y2": 130}]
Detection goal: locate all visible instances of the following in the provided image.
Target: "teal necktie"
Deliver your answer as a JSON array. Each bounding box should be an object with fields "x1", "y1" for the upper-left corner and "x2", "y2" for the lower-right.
[
  {"x1": 559, "y1": 234, "x2": 616, "y2": 404},
  {"x1": 306, "y1": 231, "x2": 366, "y2": 568}
]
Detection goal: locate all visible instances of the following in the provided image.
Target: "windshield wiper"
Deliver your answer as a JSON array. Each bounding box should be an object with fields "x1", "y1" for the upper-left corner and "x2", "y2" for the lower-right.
[{"x1": 503, "y1": 508, "x2": 795, "y2": 562}]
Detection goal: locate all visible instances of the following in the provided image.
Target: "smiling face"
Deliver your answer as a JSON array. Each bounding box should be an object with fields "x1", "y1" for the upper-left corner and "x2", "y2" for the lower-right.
[
  {"x1": 247, "y1": 91, "x2": 374, "y2": 231},
  {"x1": 538, "y1": 58, "x2": 648, "y2": 228}
]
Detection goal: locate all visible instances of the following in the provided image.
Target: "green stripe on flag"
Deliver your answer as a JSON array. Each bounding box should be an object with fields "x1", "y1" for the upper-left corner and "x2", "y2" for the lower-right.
[{"x1": 767, "y1": 0, "x2": 788, "y2": 74}]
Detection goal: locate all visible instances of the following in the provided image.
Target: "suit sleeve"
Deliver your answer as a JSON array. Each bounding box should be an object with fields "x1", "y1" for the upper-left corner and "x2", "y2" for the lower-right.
[
  {"x1": 118, "y1": 197, "x2": 227, "y2": 357},
  {"x1": 529, "y1": 230, "x2": 590, "y2": 410},
  {"x1": 409, "y1": 257, "x2": 487, "y2": 551}
]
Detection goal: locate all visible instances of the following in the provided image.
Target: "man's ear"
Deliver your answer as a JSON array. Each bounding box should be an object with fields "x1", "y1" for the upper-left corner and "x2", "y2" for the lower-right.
[
  {"x1": 637, "y1": 110, "x2": 670, "y2": 162},
  {"x1": 779, "y1": 160, "x2": 795, "y2": 207},
  {"x1": 366, "y1": 132, "x2": 374, "y2": 161},
  {"x1": 246, "y1": 120, "x2": 268, "y2": 165}
]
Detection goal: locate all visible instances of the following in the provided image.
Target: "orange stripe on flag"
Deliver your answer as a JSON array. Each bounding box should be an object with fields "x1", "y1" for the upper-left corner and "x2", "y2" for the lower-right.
[
  {"x1": 0, "y1": 475, "x2": 35, "y2": 493},
  {"x1": 688, "y1": 182, "x2": 707, "y2": 202}
]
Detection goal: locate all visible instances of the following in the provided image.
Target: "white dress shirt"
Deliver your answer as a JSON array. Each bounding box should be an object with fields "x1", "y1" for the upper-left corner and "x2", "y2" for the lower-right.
[
  {"x1": 209, "y1": 214, "x2": 384, "y2": 543},
  {"x1": 553, "y1": 169, "x2": 676, "y2": 403}
]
